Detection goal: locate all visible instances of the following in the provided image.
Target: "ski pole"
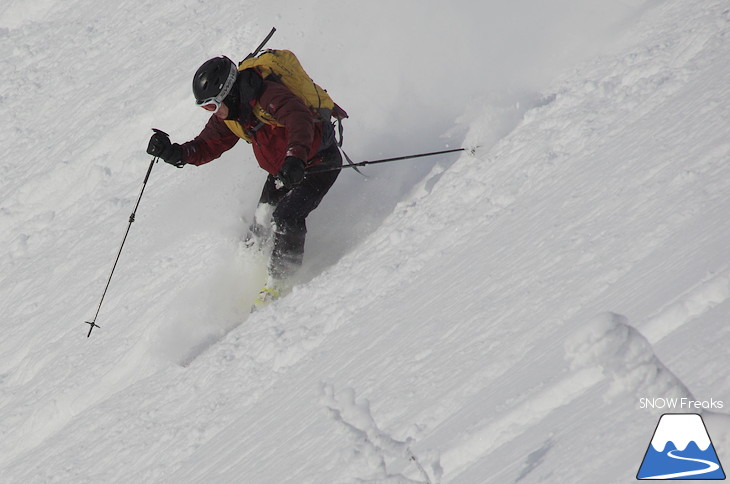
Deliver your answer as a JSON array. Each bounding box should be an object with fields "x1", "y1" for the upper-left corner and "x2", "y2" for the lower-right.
[
  {"x1": 243, "y1": 27, "x2": 277, "y2": 61},
  {"x1": 313, "y1": 147, "x2": 466, "y2": 174},
  {"x1": 84, "y1": 130, "x2": 163, "y2": 337}
]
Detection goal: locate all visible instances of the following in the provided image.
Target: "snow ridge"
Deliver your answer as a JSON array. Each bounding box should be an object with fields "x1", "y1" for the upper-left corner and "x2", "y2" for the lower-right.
[{"x1": 565, "y1": 312, "x2": 693, "y2": 401}]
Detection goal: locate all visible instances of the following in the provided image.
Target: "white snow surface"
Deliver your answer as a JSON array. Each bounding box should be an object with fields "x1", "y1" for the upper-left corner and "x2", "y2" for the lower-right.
[{"x1": 2, "y1": 1, "x2": 730, "y2": 483}]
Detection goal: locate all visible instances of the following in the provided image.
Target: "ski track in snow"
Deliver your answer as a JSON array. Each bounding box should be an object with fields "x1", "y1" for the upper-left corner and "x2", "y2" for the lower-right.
[
  {"x1": 1, "y1": 0, "x2": 730, "y2": 482},
  {"x1": 640, "y1": 269, "x2": 730, "y2": 344},
  {"x1": 440, "y1": 366, "x2": 603, "y2": 476}
]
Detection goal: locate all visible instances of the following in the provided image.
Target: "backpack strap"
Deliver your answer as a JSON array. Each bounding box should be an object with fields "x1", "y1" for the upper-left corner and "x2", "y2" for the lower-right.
[
  {"x1": 245, "y1": 120, "x2": 266, "y2": 139},
  {"x1": 329, "y1": 102, "x2": 364, "y2": 176},
  {"x1": 332, "y1": 102, "x2": 348, "y2": 148}
]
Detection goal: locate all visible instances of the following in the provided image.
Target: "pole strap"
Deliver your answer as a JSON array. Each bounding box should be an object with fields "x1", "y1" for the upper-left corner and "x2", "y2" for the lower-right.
[{"x1": 340, "y1": 147, "x2": 366, "y2": 176}]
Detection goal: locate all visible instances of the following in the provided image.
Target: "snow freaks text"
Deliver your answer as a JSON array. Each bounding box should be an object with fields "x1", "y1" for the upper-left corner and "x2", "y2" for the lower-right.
[{"x1": 639, "y1": 398, "x2": 725, "y2": 410}]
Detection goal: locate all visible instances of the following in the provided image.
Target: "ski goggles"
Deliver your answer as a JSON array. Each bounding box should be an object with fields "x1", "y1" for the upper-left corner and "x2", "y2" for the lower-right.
[{"x1": 196, "y1": 61, "x2": 238, "y2": 114}]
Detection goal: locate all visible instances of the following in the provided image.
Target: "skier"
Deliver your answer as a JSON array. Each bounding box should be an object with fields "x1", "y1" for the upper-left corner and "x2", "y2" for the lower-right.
[{"x1": 146, "y1": 56, "x2": 342, "y2": 306}]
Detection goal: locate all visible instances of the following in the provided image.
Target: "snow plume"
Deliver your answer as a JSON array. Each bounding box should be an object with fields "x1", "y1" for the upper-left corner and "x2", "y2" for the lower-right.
[
  {"x1": 321, "y1": 383, "x2": 440, "y2": 484},
  {"x1": 282, "y1": 0, "x2": 653, "y2": 253},
  {"x1": 151, "y1": 242, "x2": 267, "y2": 366}
]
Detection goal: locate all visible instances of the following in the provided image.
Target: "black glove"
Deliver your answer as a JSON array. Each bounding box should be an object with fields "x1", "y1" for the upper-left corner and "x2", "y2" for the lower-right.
[
  {"x1": 147, "y1": 130, "x2": 185, "y2": 168},
  {"x1": 277, "y1": 156, "x2": 306, "y2": 188}
]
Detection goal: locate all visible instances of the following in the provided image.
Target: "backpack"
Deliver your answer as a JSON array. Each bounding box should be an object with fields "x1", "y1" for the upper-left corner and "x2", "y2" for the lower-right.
[
  {"x1": 225, "y1": 47, "x2": 355, "y2": 169},
  {"x1": 238, "y1": 49, "x2": 348, "y2": 127}
]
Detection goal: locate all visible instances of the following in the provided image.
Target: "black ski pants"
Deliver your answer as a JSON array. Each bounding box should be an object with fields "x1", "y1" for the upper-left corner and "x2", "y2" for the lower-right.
[{"x1": 258, "y1": 143, "x2": 342, "y2": 279}]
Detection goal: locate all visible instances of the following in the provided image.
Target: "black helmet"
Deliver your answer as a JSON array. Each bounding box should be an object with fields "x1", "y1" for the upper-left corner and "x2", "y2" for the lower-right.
[{"x1": 192, "y1": 56, "x2": 238, "y2": 108}]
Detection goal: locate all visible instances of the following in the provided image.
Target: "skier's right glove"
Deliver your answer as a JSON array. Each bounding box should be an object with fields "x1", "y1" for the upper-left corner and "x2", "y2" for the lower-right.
[
  {"x1": 147, "y1": 130, "x2": 185, "y2": 168},
  {"x1": 277, "y1": 156, "x2": 305, "y2": 188}
]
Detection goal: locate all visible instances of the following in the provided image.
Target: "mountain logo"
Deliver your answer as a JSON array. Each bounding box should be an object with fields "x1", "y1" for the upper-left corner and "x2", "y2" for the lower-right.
[{"x1": 637, "y1": 413, "x2": 725, "y2": 480}]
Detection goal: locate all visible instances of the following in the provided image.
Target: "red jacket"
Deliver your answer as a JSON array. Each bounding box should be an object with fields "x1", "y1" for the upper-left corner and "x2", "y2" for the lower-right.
[{"x1": 181, "y1": 80, "x2": 325, "y2": 175}]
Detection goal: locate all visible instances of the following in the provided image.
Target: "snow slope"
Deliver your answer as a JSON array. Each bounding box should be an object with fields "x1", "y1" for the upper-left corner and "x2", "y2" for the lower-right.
[{"x1": 1, "y1": 0, "x2": 729, "y2": 483}]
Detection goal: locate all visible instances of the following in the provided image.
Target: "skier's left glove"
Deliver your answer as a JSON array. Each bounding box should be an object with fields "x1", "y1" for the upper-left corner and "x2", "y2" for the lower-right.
[
  {"x1": 147, "y1": 130, "x2": 185, "y2": 168},
  {"x1": 243, "y1": 220, "x2": 271, "y2": 250},
  {"x1": 277, "y1": 156, "x2": 306, "y2": 188}
]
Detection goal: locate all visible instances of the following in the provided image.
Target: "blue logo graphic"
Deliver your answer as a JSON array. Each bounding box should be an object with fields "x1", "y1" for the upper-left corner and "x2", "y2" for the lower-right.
[{"x1": 637, "y1": 413, "x2": 725, "y2": 480}]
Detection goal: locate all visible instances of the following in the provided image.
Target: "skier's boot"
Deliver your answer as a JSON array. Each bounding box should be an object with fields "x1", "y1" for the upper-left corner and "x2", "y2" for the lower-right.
[{"x1": 252, "y1": 278, "x2": 288, "y2": 311}]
